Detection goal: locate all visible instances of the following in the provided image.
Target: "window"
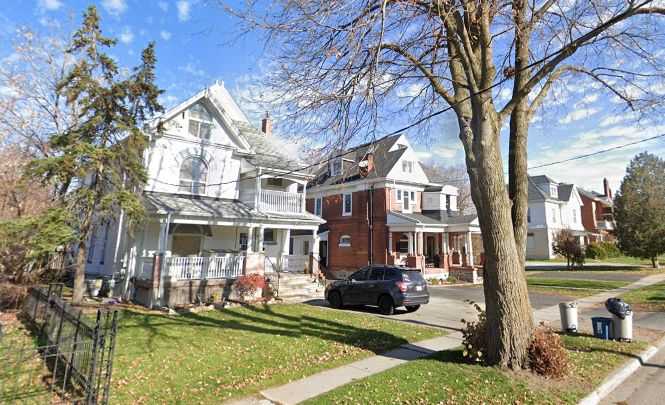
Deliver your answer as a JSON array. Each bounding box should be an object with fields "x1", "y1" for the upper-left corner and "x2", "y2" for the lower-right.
[
  {"x1": 402, "y1": 190, "x2": 411, "y2": 212},
  {"x1": 397, "y1": 190, "x2": 402, "y2": 200},
  {"x1": 330, "y1": 159, "x2": 342, "y2": 176},
  {"x1": 339, "y1": 235, "x2": 351, "y2": 247},
  {"x1": 397, "y1": 234, "x2": 409, "y2": 253},
  {"x1": 445, "y1": 194, "x2": 451, "y2": 211},
  {"x1": 384, "y1": 267, "x2": 402, "y2": 281},
  {"x1": 369, "y1": 267, "x2": 385, "y2": 280},
  {"x1": 527, "y1": 208, "x2": 531, "y2": 223},
  {"x1": 410, "y1": 191, "x2": 415, "y2": 201},
  {"x1": 99, "y1": 223, "x2": 109, "y2": 265},
  {"x1": 87, "y1": 227, "x2": 97, "y2": 264},
  {"x1": 263, "y1": 229, "x2": 276, "y2": 244},
  {"x1": 303, "y1": 240, "x2": 310, "y2": 255},
  {"x1": 314, "y1": 197, "x2": 322, "y2": 216},
  {"x1": 349, "y1": 267, "x2": 368, "y2": 281},
  {"x1": 402, "y1": 161, "x2": 413, "y2": 173},
  {"x1": 179, "y1": 157, "x2": 208, "y2": 194},
  {"x1": 239, "y1": 233, "x2": 248, "y2": 251},
  {"x1": 550, "y1": 184, "x2": 558, "y2": 199},
  {"x1": 188, "y1": 103, "x2": 213, "y2": 140},
  {"x1": 342, "y1": 193, "x2": 352, "y2": 216}
]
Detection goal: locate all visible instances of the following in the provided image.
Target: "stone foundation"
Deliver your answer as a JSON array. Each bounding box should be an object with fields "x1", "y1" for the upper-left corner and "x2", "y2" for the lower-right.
[{"x1": 449, "y1": 267, "x2": 482, "y2": 284}]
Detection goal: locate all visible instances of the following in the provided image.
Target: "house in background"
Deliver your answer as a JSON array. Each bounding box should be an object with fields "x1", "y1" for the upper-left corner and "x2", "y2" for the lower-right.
[
  {"x1": 306, "y1": 134, "x2": 482, "y2": 282},
  {"x1": 526, "y1": 175, "x2": 586, "y2": 260},
  {"x1": 84, "y1": 81, "x2": 324, "y2": 307},
  {"x1": 579, "y1": 178, "x2": 616, "y2": 242}
]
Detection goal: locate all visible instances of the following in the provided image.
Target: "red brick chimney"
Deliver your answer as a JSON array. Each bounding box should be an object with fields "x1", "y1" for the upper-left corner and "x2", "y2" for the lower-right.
[
  {"x1": 261, "y1": 112, "x2": 272, "y2": 137},
  {"x1": 603, "y1": 177, "x2": 612, "y2": 199},
  {"x1": 359, "y1": 152, "x2": 374, "y2": 177}
]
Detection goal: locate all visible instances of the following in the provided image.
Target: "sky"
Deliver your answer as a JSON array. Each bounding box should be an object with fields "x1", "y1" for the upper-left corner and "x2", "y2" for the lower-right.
[{"x1": 1, "y1": 0, "x2": 664, "y2": 195}]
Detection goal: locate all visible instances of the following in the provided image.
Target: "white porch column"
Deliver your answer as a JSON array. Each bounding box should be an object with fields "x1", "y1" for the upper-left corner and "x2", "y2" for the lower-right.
[
  {"x1": 246, "y1": 227, "x2": 255, "y2": 254},
  {"x1": 407, "y1": 232, "x2": 414, "y2": 255},
  {"x1": 282, "y1": 229, "x2": 291, "y2": 256},
  {"x1": 257, "y1": 226, "x2": 265, "y2": 253},
  {"x1": 311, "y1": 231, "x2": 320, "y2": 274},
  {"x1": 466, "y1": 231, "x2": 474, "y2": 267},
  {"x1": 387, "y1": 232, "x2": 393, "y2": 254},
  {"x1": 442, "y1": 232, "x2": 449, "y2": 254},
  {"x1": 301, "y1": 183, "x2": 307, "y2": 213},
  {"x1": 417, "y1": 231, "x2": 424, "y2": 256},
  {"x1": 157, "y1": 218, "x2": 168, "y2": 253}
]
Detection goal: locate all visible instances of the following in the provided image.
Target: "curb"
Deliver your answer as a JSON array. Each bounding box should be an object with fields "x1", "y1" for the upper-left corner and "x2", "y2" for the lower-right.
[{"x1": 578, "y1": 335, "x2": 665, "y2": 405}]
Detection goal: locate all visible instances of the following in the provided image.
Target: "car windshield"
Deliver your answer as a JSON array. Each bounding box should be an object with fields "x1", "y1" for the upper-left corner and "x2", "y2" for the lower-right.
[{"x1": 403, "y1": 270, "x2": 424, "y2": 283}]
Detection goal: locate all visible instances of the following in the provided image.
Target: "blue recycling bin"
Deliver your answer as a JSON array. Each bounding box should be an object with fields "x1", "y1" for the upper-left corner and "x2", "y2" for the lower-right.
[{"x1": 591, "y1": 317, "x2": 613, "y2": 340}]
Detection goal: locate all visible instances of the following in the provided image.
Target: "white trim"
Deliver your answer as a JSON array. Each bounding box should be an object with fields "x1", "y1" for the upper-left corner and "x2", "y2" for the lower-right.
[{"x1": 339, "y1": 234, "x2": 352, "y2": 247}]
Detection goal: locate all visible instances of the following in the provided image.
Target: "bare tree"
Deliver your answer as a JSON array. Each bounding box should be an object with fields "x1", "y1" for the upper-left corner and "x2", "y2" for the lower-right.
[
  {"x1": 223, "y1": 0, "x2": 665, "y2": 367},
  {"x1": 422, "y1": 163, "x2": 475, "y2": 214},
  {"x1": 0, "y1": 27, "x2": 76, "y2": 158},
  {"x1": 0, "y1": 146, "x2": 52, "y2": 219}
]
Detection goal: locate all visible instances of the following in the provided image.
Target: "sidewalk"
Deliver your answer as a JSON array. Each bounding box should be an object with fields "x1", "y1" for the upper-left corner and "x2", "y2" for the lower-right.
[{"x1": 228, "y1": 272, "x2": 665, "y2": 405}]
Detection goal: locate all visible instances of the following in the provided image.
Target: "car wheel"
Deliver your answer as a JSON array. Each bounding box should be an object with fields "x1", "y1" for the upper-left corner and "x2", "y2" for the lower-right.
[
  {"x1": 405, "y1": 305, "x2": 420, "y2": 313},
  {"x1": 378, "y1": 295, "x2": 395, "y2": 315},
  {"x1": 328, "y1": 291, "x2": 343, "y2": 309}
]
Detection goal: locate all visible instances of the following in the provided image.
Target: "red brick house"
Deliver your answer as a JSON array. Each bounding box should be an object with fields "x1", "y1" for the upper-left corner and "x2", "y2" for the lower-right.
[
  {"x1": 579, "y1": 178, "x2": 616, "y2": 242},
  {"x1": 306, "y1": 134, "x2": 482, "y2": 281}
]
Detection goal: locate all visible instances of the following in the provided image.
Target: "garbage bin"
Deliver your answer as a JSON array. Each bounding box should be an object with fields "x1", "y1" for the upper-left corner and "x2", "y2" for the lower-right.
[
  {"x1": 591, "y1": 317, "x2": 613, "y2": 340},
  {"x1": 559, "y1": 302, "x2": 578, "y2": 332},
  {"x1": 612, "y1": 311, "x2": 633, "y2": 341}
]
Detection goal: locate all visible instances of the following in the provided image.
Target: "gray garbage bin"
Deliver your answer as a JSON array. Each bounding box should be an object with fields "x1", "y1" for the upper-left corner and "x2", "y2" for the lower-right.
[
  {"x1": 612, "y1": 311, "x2": 633, "y2": 341},
  {"x1": 559, "y1": 302, "x2": 578, "y2": 332}
]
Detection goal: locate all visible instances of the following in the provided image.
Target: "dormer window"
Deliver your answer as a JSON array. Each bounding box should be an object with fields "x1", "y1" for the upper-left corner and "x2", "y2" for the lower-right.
[
  {"x1": 179, "y1": 156, "x2": 208, "y2": 194},
  {"x1": 550, "y1": 184, "x2": 558, "y2": 199},
  {"x1": 188, "y1": 103, "x2": 213, "y2": 140},
  {"x1": 330, "y1": 158, "x2": 342, "y2": 176}
]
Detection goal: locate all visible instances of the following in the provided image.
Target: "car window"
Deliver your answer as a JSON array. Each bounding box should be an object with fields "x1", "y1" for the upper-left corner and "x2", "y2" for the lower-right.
[
  {"x1": 369, "y1": 267, "x2": 385, "y2": 281},
  {"x1": 403, "y1": 270, "x2": 425, "y2": 283},
  {"x1": 384, "y1": 267, "x2": 402, "y2": 281},
  {"x1": 349, "y1": 268, "x2": 369, "y2": 281}
]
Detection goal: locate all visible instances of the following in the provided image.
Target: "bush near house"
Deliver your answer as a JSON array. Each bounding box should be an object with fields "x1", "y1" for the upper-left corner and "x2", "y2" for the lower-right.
[
  {"x1": 585, "y1": 242, "x2": 621, "y2": 260},
  {"x1": 234, "y1": 273, "x2": 267, "y2": 301}
]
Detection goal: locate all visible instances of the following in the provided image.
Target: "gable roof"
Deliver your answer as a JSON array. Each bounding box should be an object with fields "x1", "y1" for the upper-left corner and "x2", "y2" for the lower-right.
[
  {"x1": 578, "y1": 188, "x2": 613, "y2": 206},
  {"x1": 235, "y1": 121, "x2": 309, "y2": 173},
  {"x1": 309, "y1": 134, "x2": 406, "y2": 187},
  {"x1": 530, "y1": 174, "x2": 557, "y2": 184}
]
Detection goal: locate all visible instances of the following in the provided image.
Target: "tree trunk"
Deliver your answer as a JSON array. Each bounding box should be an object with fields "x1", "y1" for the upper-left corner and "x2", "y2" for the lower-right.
[
  {"x1": 653, "y1": 257, "x2": 660, "y2": 269},
  {"x1": 72, "y1": 240, "x2": 87, "y2": 303},
  {"x1": 460, "y1": 103, "x2": 534, "y2": 369}
]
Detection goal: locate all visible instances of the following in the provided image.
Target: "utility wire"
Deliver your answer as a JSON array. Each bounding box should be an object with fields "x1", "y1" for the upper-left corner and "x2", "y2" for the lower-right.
[{"x1": 146, "y1": 0, "x2": 658, "y2": 189}]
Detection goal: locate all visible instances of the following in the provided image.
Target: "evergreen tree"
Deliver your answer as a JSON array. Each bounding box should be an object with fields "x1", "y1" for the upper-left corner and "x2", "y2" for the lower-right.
[
  {"x1": 30, "y1": 6, "x2": 163, "y2": 302},
  {"x1": 615, "y1": 152, "x2": 665, "y2": 269}
]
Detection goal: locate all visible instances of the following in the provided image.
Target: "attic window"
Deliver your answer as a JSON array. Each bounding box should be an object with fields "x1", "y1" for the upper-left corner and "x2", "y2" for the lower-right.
[
  {"x1": 330, "y1": 159, "x2": 342, "y2": 176},
  {"x1": 188, "y1": 103, "x2": 213, "y2": 140},
  {"x1": 402, "y1": 161, "x2": 413, "y2": 173},
  {"x1": 550, "y1": 185, "x2": 558, "y2": 199}
]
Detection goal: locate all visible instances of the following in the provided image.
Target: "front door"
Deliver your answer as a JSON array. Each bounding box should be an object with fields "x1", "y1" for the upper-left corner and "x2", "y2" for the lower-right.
[
  {"x1": 319, "y1": 241, "x2": 328, "y2": 267},
  {"x1": 426, "y1": 236, "x2": 436, "y2": 260}
]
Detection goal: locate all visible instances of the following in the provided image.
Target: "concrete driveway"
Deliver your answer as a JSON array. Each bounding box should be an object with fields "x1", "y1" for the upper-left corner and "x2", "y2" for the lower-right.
[{"x1": 309, "y1": 284, "x2": 578, "y2": 333}]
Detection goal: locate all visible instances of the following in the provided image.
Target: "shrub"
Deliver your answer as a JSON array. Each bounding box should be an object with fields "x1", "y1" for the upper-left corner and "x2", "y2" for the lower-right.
[
  {"x1": 234, "y1": 273, "x2": 266, "y2": 302},
  {"x1": 552, "y1": 229, "x2": 585, "y2": 269},
  {"x1": 0, "y1": 282, "x2": 28, "y2": 310},
  {"x1": 460, "y1": 301, "x2": 487, "y2": 364},
  {"x1": 528, "y1": 324, "x2": 569, "y2": 378},
  {"x1": 600, "y1": 242, "x2": 621, "y2": 258},
  {"x1": 585, "y1": 242, "x2": 607, "y2": 259},
  {"x1": 447, "y1": 275, "x2": 458, "y2": 284}
]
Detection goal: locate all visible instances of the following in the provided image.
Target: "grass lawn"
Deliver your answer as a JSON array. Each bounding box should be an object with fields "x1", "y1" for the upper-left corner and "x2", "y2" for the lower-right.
[
  {"x1": 526, "y1": 277, "x2": 629, "y2": 298},
  {"x1": 303, "y1": 334, "x2": 647, "y2": 405},
  {"x1": 110, "y1": 303, "x2": 443, "y2": 403},
  {"x1": 620, "y1": 281, "x2": 665, "y2": 312},
  {"x1": 527, "y1": 255, "x2": 665, "y2": 268}
]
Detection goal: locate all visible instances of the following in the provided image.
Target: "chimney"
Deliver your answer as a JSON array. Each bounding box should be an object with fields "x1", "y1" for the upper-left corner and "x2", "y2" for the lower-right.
[
  {"x1": 603, "y1": 178, "x2": 612, "y2": 199},
  {"x1": 261, "y1": 112, "x2": 272, "y2": 137},
  {"x1": 359, "y1": 152, "x2": 374, "y2": 177}
]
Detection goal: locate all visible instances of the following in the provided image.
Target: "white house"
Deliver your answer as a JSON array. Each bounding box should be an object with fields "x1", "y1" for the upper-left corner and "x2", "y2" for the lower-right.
[
  {"x1": 84, "y1": 82, "x2": 324, "y2": 303},
  {"x1": 526, "y1": 175, "x2": 586, "y2": 259}
]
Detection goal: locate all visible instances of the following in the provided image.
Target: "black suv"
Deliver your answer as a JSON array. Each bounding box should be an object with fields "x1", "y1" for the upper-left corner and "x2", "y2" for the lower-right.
[{"x1": 325, "y1": 265, "x2": 429, "y2": 315}]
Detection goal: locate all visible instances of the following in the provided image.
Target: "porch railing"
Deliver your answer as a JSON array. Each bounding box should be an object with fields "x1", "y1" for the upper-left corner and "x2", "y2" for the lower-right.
[
  {"x1": 165, "y1": 256, "x2": 245, "y2": 280},
  {"x1": 259, "y1": 189, "x2": 302, "y2": 214},
  {"x1": 284, "y1": 255, "x2": 309, "y2": 272}
]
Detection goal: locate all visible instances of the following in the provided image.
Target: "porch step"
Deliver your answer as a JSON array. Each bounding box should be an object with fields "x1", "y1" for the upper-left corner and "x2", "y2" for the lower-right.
[{"x1": 268, "y1": 273, "x2": 324, "y2": 302}]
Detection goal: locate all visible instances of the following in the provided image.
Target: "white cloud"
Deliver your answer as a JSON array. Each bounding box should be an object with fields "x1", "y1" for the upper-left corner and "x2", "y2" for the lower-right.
[
  {"x1": 178, "y1": 62, "x2": 206, "y2": 77},
  {"x1": 558, "y1": 107, "x2": 600, "y2": 124},
  {"x1": 177, "y1": 0, "x2": 191, "y2": 21},
  {"x1": 102, "y1": 0, "x2": 127, "y2": 16},
  {"x1": 119, "y1": 26, "x2": 134, "y2": 44},
  {"x1": 577, "y1": 93, "x2": 599, "y2": 105},
  {"x1": 158, "y1": 1, "x2": 169, "y2": 12},
  {"x1": 160, "y1": 30, "x2": 172, "y2": 41},
  {"x1": 38, "y1": 0, "x2": 62, "y2": 11},
  {"x1": 432, "y1": 145, "x2": 461, "y2": 160}
]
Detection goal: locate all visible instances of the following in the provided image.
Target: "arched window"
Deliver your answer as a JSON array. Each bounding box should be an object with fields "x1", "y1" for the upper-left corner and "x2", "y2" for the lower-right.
[
  {"x1": 339, "y1": 235, "x2": 351, "y2": 247},
  {"x1": 179, "y1": 157, "x2": 208, "y2": 194}
]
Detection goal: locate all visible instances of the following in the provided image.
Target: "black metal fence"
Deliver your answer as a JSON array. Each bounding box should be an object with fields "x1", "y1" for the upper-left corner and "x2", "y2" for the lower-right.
[{"x1": 0, "y1": 284, "x2": 119, "y2": 404}]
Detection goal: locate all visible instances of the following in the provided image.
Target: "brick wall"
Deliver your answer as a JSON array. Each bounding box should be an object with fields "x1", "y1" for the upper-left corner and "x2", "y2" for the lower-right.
[
  {"x1": 308, "y1": 187, "x2": 393, "y2": 275},
  {"x1": 580, "y1": 194, "x2": 596, "y2": 232}
]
